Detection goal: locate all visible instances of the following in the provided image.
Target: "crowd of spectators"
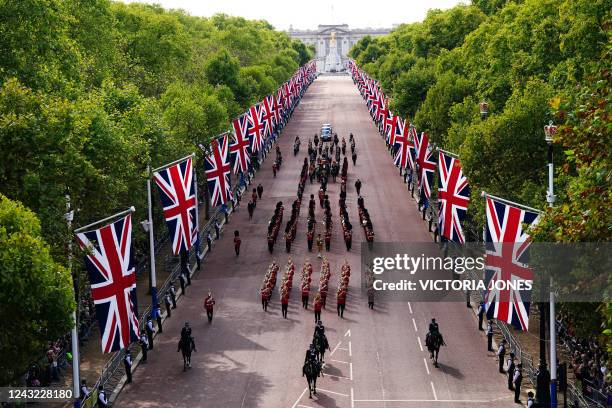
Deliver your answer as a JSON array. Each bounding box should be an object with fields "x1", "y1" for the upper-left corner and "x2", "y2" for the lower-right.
[{"x1": 556, "y1": 312, "x2": 611, "y2": 404}]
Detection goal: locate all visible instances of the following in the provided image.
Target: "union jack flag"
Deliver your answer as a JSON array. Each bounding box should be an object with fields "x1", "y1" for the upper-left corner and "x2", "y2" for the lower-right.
[
  {"x1": 261, "y1": 95, "x2": 275, "y2": 137},
  {"x1": 483, "y1": 195, "x2": 540, "y2": 331},
  {"x1": 272, "y1": 91, "x2": 283, "y2": 124},
  {"x1": 153, "y1": 156, "x2": 198, "y2": 255},
  {"x1": 75, "y1": 213, "x2": 139, "y2": 353},
  {"x1": 247, "y1": 104, "x2": 265, "y2": 153},
  {"x1": 393, "y1": 119, "x2": 414, "y2": 169},
  {"x1": 437, "y1": 151, "x2": 470, "y2": 243},
  {"x1": 205, "y1": 134, "x2": 231, "y2": 206},
  {"x1": 230, "y1": 115, "x2": 251, "y2": 174},
  {"x1": 414, "y1": 131, "x2": 437, "y2": 200},
  {"x1": 384, "y1": 112, "x2": 397, "y2": 143}
]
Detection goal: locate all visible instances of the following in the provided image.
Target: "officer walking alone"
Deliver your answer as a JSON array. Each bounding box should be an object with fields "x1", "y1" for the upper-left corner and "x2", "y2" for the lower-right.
[
  {"x1": 234, "y1": 230, "x2": 241, "y2": 256},
  {"x1": 204, "y1": 291, "x2": 216, "y2": 323}
]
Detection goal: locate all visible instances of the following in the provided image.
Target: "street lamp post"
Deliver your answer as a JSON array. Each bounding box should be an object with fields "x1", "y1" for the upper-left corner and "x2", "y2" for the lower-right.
[{"x1": 544, "y1": 121, "x2": 558, "y2": 408}]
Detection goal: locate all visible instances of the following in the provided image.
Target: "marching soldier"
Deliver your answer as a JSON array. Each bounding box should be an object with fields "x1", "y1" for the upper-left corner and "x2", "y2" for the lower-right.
[
  {"x1": 313, "y1": 293, "x2": 322, "y2": 322},
  {"x1": 261, "y1": 286, "x2": 271, "y2": 312},
  {"x1": 257, "y1": 183, "x2": 264, "y2": 199},
  {"x1": 324, "y1": 230, "x2": 331, "y2": 251},
  {"x1": 354, "y1": 178, "x2": 362, "y2": 195},
  {"x1": 352, "y1": 151, "x2": 357, "y2": 166},
  {"x1": 367, "y1": 286, "x2": 375, "y2": 309},
  {"x1": 204, "y1": 291, "x2": 215, "y2": 323},
  {"x1": 252, "y1": 188, "x2": 258, "y2": 207},
  {"x1": 281, "y1": 288, "x2": 289, "y2": 318},
  {"x1": 316, "y1": 233, "x2": 324, "y2": 258},
  {"x1": 234, "y1": 230, "x2": 241, "y2": 256},
  {"x1": 344, "y1": 228, "x2": 352, "y2": 251},
  {"x1": 337, "y1": 286, "x2": 347, "y2": 318},
  {"x1": 301, "y1": 281, "x2": 310, "y2": 309},
  {"x1": 247, "y1": 201, "x2": 254, "y2": 220}
]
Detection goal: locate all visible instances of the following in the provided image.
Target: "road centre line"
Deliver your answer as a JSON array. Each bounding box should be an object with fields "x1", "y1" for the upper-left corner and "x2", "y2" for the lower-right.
[
  {"x1": 423, "y1": 358, "x2": 430, "y2": 375},
  {"x1": 417, "y1": 336, "x2": 424, "y2": 352},
  {"x1": 431, "y1": 382, "x2": 438, "y2": 400},
  {"x1": 407, "y1": 302, "x2": 413, "y2": 314},
  {"x1": 350, "y1": 362, "x2": 353, "y2": 380},
  {"x1": 331, "y1": 359, "x2": 349, "y2": 364},
  {"x1": 412, "y1": 318, "x2": 418, "y2": 331},
  {"x1": 348, "y1": 341, "x2": 352, "y2": 356}
]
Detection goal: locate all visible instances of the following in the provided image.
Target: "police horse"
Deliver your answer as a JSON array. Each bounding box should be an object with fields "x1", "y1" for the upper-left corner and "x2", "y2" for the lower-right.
[
  {"x1": 425, "y1": 330, "x2": 445, "y2": 367},
  {"x1": 313, "y1": 331, "x2": 330, "y2": 363},
  {"x1": 302, "y1": 358, "x2": 322, "y2": 399},
  {"x1": 177, "y1": 335, "x2": 196, "y2": 371}
]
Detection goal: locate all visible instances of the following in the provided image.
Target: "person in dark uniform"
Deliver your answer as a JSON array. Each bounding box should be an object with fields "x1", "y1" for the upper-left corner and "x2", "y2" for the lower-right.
[
  {"x1": 181, "y1": 322, "x2": 192, "y2": 340},
  {"x1": 164, "y1": 292, "x2": 172, "y2": 318},
  {"x1": 507, "y1": 353, "x2": 516, "y2": 390},
  {"x1": 429, "y1": 318, "x2": 439, "y2": 333},
  {"x1": 486, "y1": 320, "x2": 494, "y2": 351},
  {"x1": 526, "y1": 391, "x2": 534, "y2": 408},
  {"x1": 247, "y1": 201, "x2": 254, "y2": 220},
  {"x1": 170, "y1": 284, "x2": 177, "y2": 308},
  {"x1": 355, "y1": 178, "x2": 362, "y2": 195},
  {"x1": 97, "y1": 385, "x2": 108, "y2": 408},
  {"x1": 352, "y1": 151, "x2": 357, "y2": 166},
  {"x1": 257, "y1": 183, "x2": 264, "y2": 199},
  {"x1": 234, "y1": 230, "x2": 241, "y2": 256},
  {"x1": 477, "y1": 301, "x2": 485, "y2": 330},
  {"x1": 155, "y1": 303, "x2": 163, "y2": 333},
  {"x1": 145, "y1": 315, "x2": 154, "y2": 349},
  {"x1": 123, "y1": 350, "x2": 132, "y2": 384},
  {"x1": 139, "y1": 332, "x2": 149, "y2": 362},
  {"x1": 367, "y1": 287, "x2": 375, "y2": 309},
  {"x1": 179, "y1": 272, "x2": 186, "y2": 295},
  {"x1": 513, "y1": 364, "x2": 523, "y2": 403},
  {"x1": 497, "y1": 340, "x2": 506, "y2": 373},
  {"x1": 206, "y1": 231, "x2": 213, "y2": 252}
]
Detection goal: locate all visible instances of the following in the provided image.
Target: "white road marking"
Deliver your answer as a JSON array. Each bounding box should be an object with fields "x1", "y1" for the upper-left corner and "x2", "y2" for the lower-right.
[
  {"x1": 297, "y1": 405, "x2": 314, "y2": 408},
  {"x1": 331, "y1": 359, "x2": 349, "y2": 364},
  {"x1": 350, "y1": 362, "x2": 353, "y2": 380},
  {"x1": 412, "y1": 317, "x2": 418, "y2": 332},
  {"x1": 353, "y1": 399, "x2": 507, "y2": 403},
  {"x1": 322, "y1": 373, "x2": 351, "y2": 380},
  {"x1": 417, "y1": 336, "x2": 424, "y2": 352},
  {"x1": 337, "y1": 347, "x2": 349, "y2": 351},
  {"x1": 330, "y1": 341, "x2": 342, "y2": 356},
  {"x1": 345, "y1": 329, "x2": 351, "y2": 337},
  {"x1": 291, "y1": 388, "x2": 308, "y2": 408},
  {"x1": 407, "y1": 302, "x2": 413, "y2": 314},
  {"x1": 423, "y1": 358, "x2": 430, "y2": 375},
  {"x1": 430, "y1": 382, "x2": 438, "y2": 401},
  {"x1": 317, "y1": 388, "x2": 349, "y2": 397},
  {"x1": 351, "y1": 388, "x2": 355, "y2": 408},
  {"x1": 348, "y1": 341, "x2": 352, "y2": 356}
]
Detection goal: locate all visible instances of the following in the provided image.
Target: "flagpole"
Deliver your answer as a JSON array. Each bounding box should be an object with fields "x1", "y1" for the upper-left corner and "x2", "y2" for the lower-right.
[
  {"x1": 152, "y1": 153, "x2": 196, "y2": 174},
  {"x1": 546, "y1": 126, "x2": 557, "y2": 408},
  {"x1": 146, "y1": 165, "x2": 158, "y2": 321},
  {"x1": 480, "y1": 191, "x2": 541, "y2": 214},
  {"x1": 66, "y1": 195, "x2": 80, "y2": 408},
  {"x1": 193, "y1": 162, "x2": 201, "y2": 263},
  {"x1": 74, "y1": 207, "x2": 136, "y2": 233}
]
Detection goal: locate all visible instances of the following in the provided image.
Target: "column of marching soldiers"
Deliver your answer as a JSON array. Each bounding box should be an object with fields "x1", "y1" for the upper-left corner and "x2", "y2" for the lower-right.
[{"x1": 259, "y1": 131, "x2": 376, "y2": 323}]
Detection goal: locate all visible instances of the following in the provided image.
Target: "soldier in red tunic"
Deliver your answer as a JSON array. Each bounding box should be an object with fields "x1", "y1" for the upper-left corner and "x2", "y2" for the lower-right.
[
  {"x1": 233, "y1": 230, "x2": 241, "y2": 256},
  {"x1": 281, "y1": 288, "x2": 289, "y2": 318},
  {"x1": 203, "y1": 291, "x2": 216, "y2": 323},
  {"x1": 337, "y1": 286, "x2": 347, "y2": 318},
  {"x1": 301, "y1": 281, "x2": 310, "y2": 309}
]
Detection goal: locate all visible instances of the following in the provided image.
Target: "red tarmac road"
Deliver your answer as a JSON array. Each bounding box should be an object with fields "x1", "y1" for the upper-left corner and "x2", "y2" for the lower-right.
[{"x1": 114, "y1": 76, "x2": 519, "y2": 408}]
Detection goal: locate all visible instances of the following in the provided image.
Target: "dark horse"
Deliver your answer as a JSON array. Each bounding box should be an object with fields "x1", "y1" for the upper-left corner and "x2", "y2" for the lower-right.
[
  {"x1": 177, "y1": 335, "x2": 196, "y2": 371},
  {"x1": 425, "y1": 331, "x2": 445, "y2": 367},
  {"x1": 302, "y1": 358, "x2": 322, "y2": 398},
  {"x1": 313, "y1": 332, "x2": 330, "y2": 363}
]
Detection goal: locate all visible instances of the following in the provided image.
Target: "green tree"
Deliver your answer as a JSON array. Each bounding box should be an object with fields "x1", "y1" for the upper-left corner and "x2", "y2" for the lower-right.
[{"x1": 0, "y1": 195, "x2": 75, "y2": 384}]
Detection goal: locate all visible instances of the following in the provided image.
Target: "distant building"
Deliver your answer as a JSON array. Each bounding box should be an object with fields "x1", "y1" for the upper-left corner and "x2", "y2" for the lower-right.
[{"x1": 287, "y1": 24, "x2": 392, "y2": 72}]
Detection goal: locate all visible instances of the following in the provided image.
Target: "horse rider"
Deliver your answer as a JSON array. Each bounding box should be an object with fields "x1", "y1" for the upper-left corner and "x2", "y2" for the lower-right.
[
  {"x1": 314, "y1": 320, "x2": 325, "y2": 338},
  {"x1": 181, "y1": 321, "x2": 192, "y2": 341},
  {"x1": 429, "y1": 318, "x2": 439, "y2": 333},
  {"x1": 304, "y1": 343, "x2": 317, "y2": 364}
]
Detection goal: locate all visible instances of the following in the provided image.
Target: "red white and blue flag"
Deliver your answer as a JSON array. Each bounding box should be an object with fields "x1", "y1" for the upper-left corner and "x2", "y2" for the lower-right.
[
  {"x1": 483, "y1": 195, "x2": 540, "y2": 331},
  {"x1": 393, "y1": 119, "x2": 414, "y2": 169},
  {"x1": 153, "y1": 156, "x2": 198, "y2": 255},
  {"x1": 414, "y1": 131, "x2": 437, "y2": 200},
  {"x1": 230, "y1": 115, "x2": 251, "y2": 174},
  {"x1": 247, "y1": 104, "x2": 265, "y2": 153},
  {"x1": 205, "y1": 134, "x2": 231, "y2": 206},
  {"x1": 261, "y1": 95, "x2": 275, "y2": 137},
  {"x1": 75, "y1": 213, "x2": 139, "y2": 353},
  {"x1": 437, "y1": 151, "x2": 470, "y2": 243},
  {"x1": 273, "y1": 91, "x2": 283, "y2": 124}
]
